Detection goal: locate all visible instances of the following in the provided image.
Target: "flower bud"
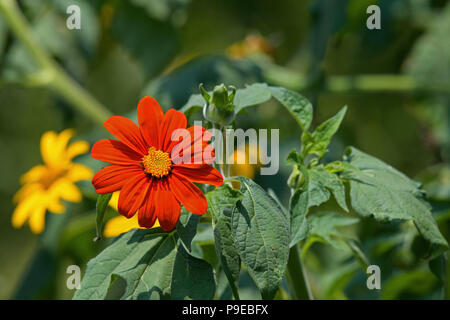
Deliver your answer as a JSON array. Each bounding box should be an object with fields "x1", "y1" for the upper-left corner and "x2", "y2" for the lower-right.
[
  {"x1": 287, "y1": 165, "x2": 305, "y2": 189},
  {"x1": 201, "y1": 83, "x2": 236, "y2": 126}
]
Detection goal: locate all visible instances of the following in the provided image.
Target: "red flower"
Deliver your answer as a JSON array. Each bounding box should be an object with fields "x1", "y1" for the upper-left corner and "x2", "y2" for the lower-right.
[{"x1": 91, "y1": 97, "x2": 223, "y2": 231}]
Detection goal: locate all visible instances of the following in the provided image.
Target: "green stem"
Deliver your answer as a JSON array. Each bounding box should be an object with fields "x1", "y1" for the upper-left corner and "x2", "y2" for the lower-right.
[
  {"x1": 285, "y1": 244, "x2": 313, "y2": 300},
  {"x1": 0, "y1": 0, "x2": 112, "y2": 126},
  {"x1": 222, "y1": 125, "x2": 230, "y2": 179},
  {"x1": 264, "y1": 63, "x2": 450, "y2": 94}
]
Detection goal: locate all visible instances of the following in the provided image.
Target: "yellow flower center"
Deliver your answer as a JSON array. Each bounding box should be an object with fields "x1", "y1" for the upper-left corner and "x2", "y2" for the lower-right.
[
  {"x1": 40, "y1": 168, "x2": 67, "y2": 189},
  {"x1": 142, "y1": 147, "x2": 172, "y2": 178}
]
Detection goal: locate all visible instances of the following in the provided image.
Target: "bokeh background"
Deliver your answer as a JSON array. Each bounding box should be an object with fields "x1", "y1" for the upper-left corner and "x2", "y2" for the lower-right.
[{"x1": 0, "y1": 0, "x2": 449, "y2": 299}]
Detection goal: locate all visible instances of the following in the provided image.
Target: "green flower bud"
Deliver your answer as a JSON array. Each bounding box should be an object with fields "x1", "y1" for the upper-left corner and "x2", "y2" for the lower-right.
[
  {"x1": 287, "y1": 164, "x2": 305, "y2": 189},
  {"x1": 200, "y1": 83, "x2": 236, "y2": 126}
]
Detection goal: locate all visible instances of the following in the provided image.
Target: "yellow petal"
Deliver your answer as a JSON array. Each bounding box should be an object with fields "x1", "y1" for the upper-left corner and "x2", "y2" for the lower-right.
[
  {"x1": 40, "y1": 131, "x2": 59, "y2": 167},
  {"x1": 55, "y1": 178, "x2": 82, "y2": 202},
  {"x1": 12, "y1": 192, "x2": 42, "y2": 228},
  {"x1": 28, "y1": 205, "x2": 47, "y2": 234},
  {"x1": 13, "y1": 182, "x2": 42, "y2": 203},
  {"x1": 67, "y1": 163, "x2": 93, "y2": 182},
  {"x1": 66, "y1": 141, "x2": 90, "y2": 160},
  {"x1": 20, "y1": 165, "x2": 47, "y2": 184},
  {"x1": 41, "y1": 129, "x2": 75, "y2": 167},
  {"x1": 103, "y1": 214, "x2": 160, "y2": 238},
  {"x1": 45, "y1": 188, "x2": 66, "y2": 214},
  {"x1": 108, "y1": 192, "x2": 120, "y2": 211},
  {"x1": 103, "y1": 214, "x2": 142, "y2": 237}
]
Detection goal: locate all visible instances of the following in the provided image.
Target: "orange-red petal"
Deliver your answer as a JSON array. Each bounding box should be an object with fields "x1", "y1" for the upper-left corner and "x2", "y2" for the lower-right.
[
  {"x1": 92, "y1": 164, "x2": 143, "y2": 194},
  {"x1": 104, "y1": 116, "x2": 148, "y2": 155},
  {"x1": 155, "y1": 186, "x2": 181, "y2": 231},
  {"x1": 172, "y1": 164, "x2": 223, "y2": 186},
  {"x1": 91, "y1": 139, "x2": 143, "y2": 165},
  {"x1": 159, "y1": 109, "x2": 187, "y2": 153},
  {"x1": 138, "y1": 183, "x2": 158, "y2": 228},
  {"x1": 117, "y1": 173, "x2": 150, "y2": 218},
  {"x1": 168, "y1": 172, "x2": 207, "y2": 215},
  {"x1": 137, "y1": 97, "x2": 164, "y2": 149},
  {"x1": 171, "y1": 126, "x2": 215, "y2": 164}
]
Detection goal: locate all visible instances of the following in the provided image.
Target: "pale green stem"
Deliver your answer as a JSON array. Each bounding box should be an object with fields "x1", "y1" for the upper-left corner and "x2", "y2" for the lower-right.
[
  {"x1": 0, "y1": 0, "x2": 112, "y2": 126},
  {"x1": 264, "y1": 64, "x2": 450, "y2": 94},
  {"x1": 222, "y1": 125, "x2": 230, "y2": 179}
]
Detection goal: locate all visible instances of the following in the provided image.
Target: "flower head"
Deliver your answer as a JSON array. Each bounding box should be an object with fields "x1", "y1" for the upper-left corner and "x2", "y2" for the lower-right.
[
  {"x1": 91, "y1": 96, "x2": 223, "y2": 231},
  {"x1": 12, "y1": 129, "x2": 93, "y2": 234}
]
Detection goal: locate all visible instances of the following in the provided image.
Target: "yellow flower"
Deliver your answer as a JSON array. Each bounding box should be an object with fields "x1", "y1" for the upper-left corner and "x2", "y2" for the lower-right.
[
  {"x1": 103, "y1": 192, "x2": 160, "y2": 238},
  {"x1": 229, "y1": 144, "x2": 265, "y2": 189},
  {"x1": 227, "y1": 34, "x2": 275, "y2": 59},
  {"x1": 229, "y1": 143, "x2": 264, "y2": 179},
  {"x1": 12, "y1": 129, "x2": 93, "y2": 234}
]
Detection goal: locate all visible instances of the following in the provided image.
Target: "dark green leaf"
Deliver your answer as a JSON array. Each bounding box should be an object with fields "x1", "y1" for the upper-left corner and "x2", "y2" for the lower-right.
[
  {"x1": 176, "y1": 207, "x2": 200, "y2": 251},
  {"x1": 207, "y1": 185, "x2": 244, "y2": 299},
  {"x1": 231, "y1": 177, "x2": 290, "y2": 299},
  {"x1": 171, "y1": 244, "x2": 216, "y2": 300},
  {"x1": 73, "y1": 228, "x2": 215, "y2": 300},
  {"x1": 95, "y1": 193, "x2": 113, "y2": 241}
]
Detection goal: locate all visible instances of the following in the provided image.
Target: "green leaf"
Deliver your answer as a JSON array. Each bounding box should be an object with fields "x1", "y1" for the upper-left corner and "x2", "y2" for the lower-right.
[
  {"x1": 171, "y1": 244, "x2": 216, "y2": 300},
  {"x1": 234, "y1": 83, "x2": 272, "y2": 114},
  {"x1": 302, "y1": 212, "x2": 359, "y2": 254},
  {"x1": 289, "y1": 166, "x2": 311, "y2": 247},
  {"x1": 176, "y1": 207, "x2": 200, "y2": 251},
  {"x1": 310, "y1": 166, "x2": 349, "y2": 212},
  {"x1": 289, "y1": 166, "x2": 348, "y2": 247},
  {"x1": 285, "y1": 149, "x2": 302, "y2": 165},
  {"x1": 267, "y1": 188, "x2": 289, "y2": 219},
  {"x1": 345, "y1": 239, "x2": 370, "y2": 271},
  {"x1": 73, "y1": 229, "x2": 215, "y2": 300},
  {"x1": 231, "y1": 177, "x2": 290, "y2": 299},
  {"x1": 207, "y1": 185, "x2": 244, "y2": 299},
  {"x1": 179, "y1": 93, "x2": 205, "y2": 119},
  {"x1": 344, "y1": 147, "x2": 449, "y2": 258},
  {"x1": 95, "y1": 193, "x2": 113, "y2": 241},
  {"x1": 302, "y1": 106, "x2": 347, "y2": 158},
  {"x1": 270, "y1": 86, "x2": 313, "y2": 131}
]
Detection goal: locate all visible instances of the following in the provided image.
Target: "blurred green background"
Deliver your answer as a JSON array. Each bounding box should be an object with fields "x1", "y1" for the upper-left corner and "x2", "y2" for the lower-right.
[{"x1": 0, "y1": 0, "x2": 449, "y2": 300}]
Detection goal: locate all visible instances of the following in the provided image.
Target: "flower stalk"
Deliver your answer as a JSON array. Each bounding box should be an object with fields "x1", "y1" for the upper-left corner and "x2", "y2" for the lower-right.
[
  {"x1": 0, "y1": 0, "x2": 112, "y2": 126},
  {"x1": 285, "y1": 244, "x2": 314, "y2": 300}
]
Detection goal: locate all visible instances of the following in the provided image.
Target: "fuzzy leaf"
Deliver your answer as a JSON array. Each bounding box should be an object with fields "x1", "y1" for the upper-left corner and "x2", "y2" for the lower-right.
[
  {"x1": 234, "y1": 83, "x2": 272, "y2": 114},
  {"x1": 73, "y1": 229, "x2": 215, "y2": 300},
  {"x1": 231, "y1": 177, "x2": 290, "y2": 299},
  {"x1": 290, "y1": 166, "x2": 348, "y2": 247},
  {"x1": 270, "y1": 86, "x2": 313, "y2": 131},
  {"x1": 344, "y1": 147, "x2": 448, "y2": 258},
  {"x1": 207, "y1": 185, "x2": 244, "y2": 299}
]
